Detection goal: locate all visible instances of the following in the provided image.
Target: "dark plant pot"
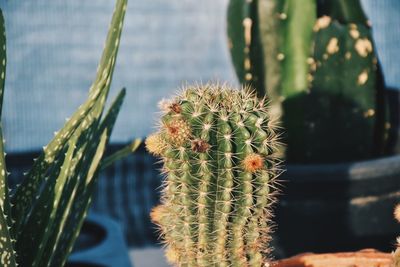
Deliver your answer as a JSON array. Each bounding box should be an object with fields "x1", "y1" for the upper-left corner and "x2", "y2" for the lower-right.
[
  {"x1": 66, "y1": 213, "x2": 132, "y2": 267},
  {"x1": 274, "y1": 155, "x2": 400, "y2": 258}
]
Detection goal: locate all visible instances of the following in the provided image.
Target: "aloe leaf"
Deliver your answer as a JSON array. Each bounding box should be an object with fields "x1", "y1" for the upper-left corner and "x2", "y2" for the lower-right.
[
  {"x1": 11, "y1": 64, "x2": 111, "y2": 230},
  {"x1": 0, "y1": 8, "x2": 12, "y2": 239},
  {"x1": 0, "y1": 205, "x2": 17, "y2": 267},
  {"x1": 11, "y1": 0, "x2": 127, "y2": 233},
  {"x1": 39, "y1": 145, "x2": 86, "y2": 267},
  {"x1": 50, "y1": 132, "x2": 107, "y2": 267},
  {"x1": 0, "y1": 9, "x2": 6, "y2": 117},
  {"x1": 90, "y1": 0, "x2": 126, "y2": 96},
  {"x1": 36, "y1": 103, "x2": 101, "y2": 267},
  {"x1": 50, "y1": 89, "x2": 126, "y2": 267},
  {"x1": 16, "y1": 138, "x2": 76, "y2": 266},
  {"x1": 16, "y1": 101, "x2": 102, "y2": 265},
  {"x1": 0, "y1": 124, "x2": 11, "y2": 229},
  {"x1": 100, "y1": 137, "x2": 141, "y2": 170}
]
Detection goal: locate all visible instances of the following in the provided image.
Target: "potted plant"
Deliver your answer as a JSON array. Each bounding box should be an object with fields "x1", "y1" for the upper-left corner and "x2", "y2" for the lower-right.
[
  {"x1": 227, "y1": 0, "x2": 400, "y2": 256},
  {"x1": 147, "y1": 84, "x2": 281, "y2": 266},
  {"x1": 0, "y1": 0, "x2": 138, "y2": 266},
  {"x1": 145, "y1": 84, "x2": 399, "y2": 266}
]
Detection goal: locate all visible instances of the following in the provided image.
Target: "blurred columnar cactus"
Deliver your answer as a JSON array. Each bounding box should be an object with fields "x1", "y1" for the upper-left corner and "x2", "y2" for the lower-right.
[
  {"x1": 148, "y1": 84, "x2": 281, "y2": 267},
  {"x1": 227, "y1": 0, "x2": 386, "y2": 163},
  {"x1": 0, "y1": 0, "x2": 130, "y2": 266}
]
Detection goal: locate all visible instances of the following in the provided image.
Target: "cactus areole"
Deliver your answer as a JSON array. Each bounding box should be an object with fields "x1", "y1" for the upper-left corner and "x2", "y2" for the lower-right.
[{"x1": 147, "y1": 84, "x2": 281, "y2": 267}]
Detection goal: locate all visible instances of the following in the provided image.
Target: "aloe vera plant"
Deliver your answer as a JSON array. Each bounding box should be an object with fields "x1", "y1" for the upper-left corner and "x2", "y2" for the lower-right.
[
  {"x1": 147, "y1": 84, "x2": 280, "y2": 267},
  {"x1": 228, "y1": 0, "x2": 386, "y2": 163},
  {"x1": 0, "y1": 1, "x2": 139, "y2": 266}
]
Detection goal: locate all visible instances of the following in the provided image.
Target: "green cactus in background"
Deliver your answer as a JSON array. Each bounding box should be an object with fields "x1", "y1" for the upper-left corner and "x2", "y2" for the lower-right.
[
  {"x1": 284, "y1": 14, "x2": 380, "y2": 162},
  {"x1": 227, "y1": 0, "x2": 316, "y2": 102},
  {"x1": 0, "y1": 1, "x2": 139, "y2": 266},
  {"x1": 147, "y1": 84, "x2": 280, "y2": 267},
  {"x1": 228, "y1": 0, "x2": 386, "y2": 163}
]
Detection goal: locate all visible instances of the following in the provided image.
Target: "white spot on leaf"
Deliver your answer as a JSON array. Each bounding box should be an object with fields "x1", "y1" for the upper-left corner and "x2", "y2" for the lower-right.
[
  {"x1": 355, "y1": 38, "x2": 373, "y2": 57},
  {"x1": 314, "y1": 16, "x2": 331, "y2": 31},
  {"x1": 326, "y1": 38, "x2": 339, "y2": 54},
  {"x1": 357, "y1": 70, "x2": 369, "y2": 85}
]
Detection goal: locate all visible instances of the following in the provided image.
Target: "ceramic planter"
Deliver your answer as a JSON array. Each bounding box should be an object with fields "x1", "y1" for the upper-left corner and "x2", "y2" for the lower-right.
[
  {"x1": 67, "y1": 213, "x2": 132, "y2": 267},
  {"x1": 275, "y1": 155, "x2": 400, "y2": 257}
]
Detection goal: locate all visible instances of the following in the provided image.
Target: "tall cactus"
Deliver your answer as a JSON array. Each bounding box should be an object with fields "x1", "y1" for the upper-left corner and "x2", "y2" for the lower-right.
[
  {"x1": 285, "y1": 13, "x2": 380, "y2": 162},
  {"x1": 147, "y1": 84, "x2": 280, "y2": 267},
  {"x1": 228, "y1": 0, "x2": 385, "y2": 163},
  {"x1": 228, "y1": 0, "x2": 316, "y2": 101}
]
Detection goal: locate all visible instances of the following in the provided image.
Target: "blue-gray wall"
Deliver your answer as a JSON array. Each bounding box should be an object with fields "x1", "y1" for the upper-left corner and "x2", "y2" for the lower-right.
[
  {"x1": 361, "y1": 0, "x2": 400, "y2": 89},
  {"x1": 0, "y1": 0, "x2": 237, "y2": 152}
]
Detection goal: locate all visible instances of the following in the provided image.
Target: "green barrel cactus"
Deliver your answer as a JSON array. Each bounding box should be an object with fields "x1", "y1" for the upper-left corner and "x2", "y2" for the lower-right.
[
  {"x1": 147, "y1": 84, "x2": 280, "y2": 267},
  {"x1": 228, "y1": 0, "x2": 386, "y2": 163}
]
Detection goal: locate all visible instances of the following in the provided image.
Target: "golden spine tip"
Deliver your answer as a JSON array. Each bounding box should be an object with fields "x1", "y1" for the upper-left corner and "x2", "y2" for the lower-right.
[
  {"x1": 395, "y1": 204, "x2": 400, "y2": 223},
  {"x1": 145, "y1": 133, "x2": 167, "y2": 156},
  {"x1": 150, "y1": 204, "x2": 166, "y2": 225}
]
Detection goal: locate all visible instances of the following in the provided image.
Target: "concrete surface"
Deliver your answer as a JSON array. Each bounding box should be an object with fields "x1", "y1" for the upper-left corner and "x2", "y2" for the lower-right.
[{"x1": 130, "y1": 247, "x2": 171, "y2": 267}]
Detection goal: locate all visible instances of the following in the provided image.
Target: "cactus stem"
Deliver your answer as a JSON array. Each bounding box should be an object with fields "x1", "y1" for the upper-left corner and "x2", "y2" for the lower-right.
[{"x1": 151, "y1": 84, "x2": 279, "y2": 266}]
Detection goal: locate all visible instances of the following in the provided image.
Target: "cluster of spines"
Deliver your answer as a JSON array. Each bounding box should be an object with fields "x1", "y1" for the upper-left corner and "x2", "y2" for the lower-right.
[{"x1": 148, "y1": 84, "x2": 281, "y2": 267}]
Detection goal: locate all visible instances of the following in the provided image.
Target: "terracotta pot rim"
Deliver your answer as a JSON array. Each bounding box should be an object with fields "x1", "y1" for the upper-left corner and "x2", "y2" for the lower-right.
[{"x1": 272, "y1": 249, "x2": 393, "y2": 267}]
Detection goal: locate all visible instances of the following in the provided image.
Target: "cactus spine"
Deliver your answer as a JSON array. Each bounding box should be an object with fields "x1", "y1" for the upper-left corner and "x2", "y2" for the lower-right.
[
  {"x1": 148, "y1": 84, "x2": 280, "y2": 267},
  {"x1": 228, "y1": 0, "x2": 385, "y2": 163}
]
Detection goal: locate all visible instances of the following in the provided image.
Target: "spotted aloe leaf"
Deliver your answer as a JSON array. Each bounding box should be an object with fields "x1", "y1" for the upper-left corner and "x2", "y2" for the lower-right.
[
  {"x1": 0, "y1": 9, "x2": 15, "y2": 267},
  {"x1": 0, "y1": 205, "x2": 17, "y2": 267},
  {"x1": 0, "y1": 0, "x2": 130, "y2": 266},
  {"x1": 48, "y1": 88, "x2": 126, "y2": 267},
  {"x1": 11, "y1": 0, "x2": 127, "y2": 238}
]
